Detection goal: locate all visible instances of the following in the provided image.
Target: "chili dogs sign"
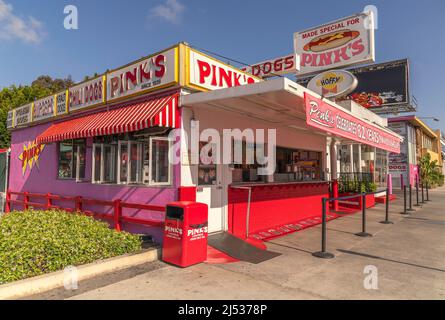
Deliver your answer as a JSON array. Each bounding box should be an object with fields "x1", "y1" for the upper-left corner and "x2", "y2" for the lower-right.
[
  {"x1": 294, "y1": 12, "x2": 375, "y2": 76},
  {"x1": 107, "y1": 47, "x2": 178, "y2": 102},
  {"x1": 69, "y1": 76, "x2": 105, "y2": 112},
  {"x1": 305, "y1": 92, "x2": 400, "y2": 153},
  {"x1": 187, "y1": 49, "x2": 260, "y2": 91},
  {"x1": 242, "y1": 54, "x2": 299, "y2": 78}
]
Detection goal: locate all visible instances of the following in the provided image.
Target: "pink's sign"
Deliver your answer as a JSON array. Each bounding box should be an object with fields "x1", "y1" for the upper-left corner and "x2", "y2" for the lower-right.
[{"x1": 305, "y1": 92, "x2": 401, "y2": 153}]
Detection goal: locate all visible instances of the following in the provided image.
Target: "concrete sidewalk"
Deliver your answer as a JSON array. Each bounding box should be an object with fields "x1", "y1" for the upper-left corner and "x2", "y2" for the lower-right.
[{"x1": 61, "y1": 187, "x2": 445, "y2": 299}]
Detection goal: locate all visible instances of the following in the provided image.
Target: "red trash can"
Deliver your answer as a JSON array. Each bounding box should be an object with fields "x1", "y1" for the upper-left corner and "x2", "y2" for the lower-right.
[{"x1": 162, "y1": 201, "x2": 208, "y2": 267}]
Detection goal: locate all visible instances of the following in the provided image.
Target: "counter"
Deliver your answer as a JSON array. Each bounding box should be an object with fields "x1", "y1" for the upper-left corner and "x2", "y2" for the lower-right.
[{"x1": 228, "y1": 181, "x2": 329, "y2": 238}]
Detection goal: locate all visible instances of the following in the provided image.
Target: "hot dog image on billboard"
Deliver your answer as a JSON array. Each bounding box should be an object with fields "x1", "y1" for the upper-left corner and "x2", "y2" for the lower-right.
[{"x1": 294, "y1": 12, "x2": 375, "y2": 76}]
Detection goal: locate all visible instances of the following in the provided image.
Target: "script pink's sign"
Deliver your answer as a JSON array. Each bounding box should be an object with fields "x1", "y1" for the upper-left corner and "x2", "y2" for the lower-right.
[{"x1": 304, "y1": 92, "x2": 401, "y2": 154}]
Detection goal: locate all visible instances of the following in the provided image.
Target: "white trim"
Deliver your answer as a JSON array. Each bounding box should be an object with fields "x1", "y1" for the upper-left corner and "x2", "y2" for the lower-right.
[{"x1": 149, "y1": 136, "x2": 172, "y2": 186}]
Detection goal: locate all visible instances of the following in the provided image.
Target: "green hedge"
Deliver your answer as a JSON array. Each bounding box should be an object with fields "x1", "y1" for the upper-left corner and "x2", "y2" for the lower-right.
[{"x1": 0, "y1": 210, "x2": 142, "y2": 284}]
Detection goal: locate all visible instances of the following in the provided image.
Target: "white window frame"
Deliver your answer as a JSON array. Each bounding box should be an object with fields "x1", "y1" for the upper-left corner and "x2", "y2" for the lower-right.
[
  {"x1": 149, "y1": 136, "x2": 172, "y2": 186},
  {"x1": 92, "y1": 143, "x2": 102, "y2": 183},
  {"x1": 91, "y1": 136, "x2": 172, "y2": 187}
]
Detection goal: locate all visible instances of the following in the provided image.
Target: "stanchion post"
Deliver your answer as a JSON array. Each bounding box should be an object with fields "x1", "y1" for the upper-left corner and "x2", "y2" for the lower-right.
[
  {"x1": 421, "y1": 182, "x2": 425, "y2": 204},
  {"x1": 356, "y1": 193, "x2": 372, "y2": 237},
  {"x1": 414, "y1": 181, "x2": 421, "y2": 207},
  {"x1": 407, "y1": 184, "x2": 415, "y2": 212},
  {"x1": 380, "y1": 188, "x2": 393, "y2": 224},
  {"x1": 426, "y1": 181, "x2": 430, "y2": 201},
  {"x1": 312, "y1": 198, "x2": 334, "y2": 259},
  {"x1": 400, "y1": 185, "x2": 408, "y2": 214}
]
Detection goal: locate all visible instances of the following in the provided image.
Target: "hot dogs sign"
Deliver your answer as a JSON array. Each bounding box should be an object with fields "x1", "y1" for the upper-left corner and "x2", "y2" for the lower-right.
[{"x1": 294, "y1": 12, "x2": 375, "y2": 76}]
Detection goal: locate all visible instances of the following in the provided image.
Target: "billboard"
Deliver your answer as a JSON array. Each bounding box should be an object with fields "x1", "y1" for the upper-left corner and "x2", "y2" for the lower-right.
[
  {"x1": 297, "y1": 59, "x2": 412, "y2": 113},
  {"x1": 294, "y1": 12, "x2": 375, "y2": 76}
]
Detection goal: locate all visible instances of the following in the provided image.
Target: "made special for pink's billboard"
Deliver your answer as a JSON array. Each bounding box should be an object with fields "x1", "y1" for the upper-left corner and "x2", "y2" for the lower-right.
[{"x1": 304, "y1": 92, "x2": 401, "y2": 154}]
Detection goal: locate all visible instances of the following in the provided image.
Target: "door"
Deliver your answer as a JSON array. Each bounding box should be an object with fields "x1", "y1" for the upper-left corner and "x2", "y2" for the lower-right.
[{"x1": 195, "y1": 162, "x2": 225, "y2": 234}]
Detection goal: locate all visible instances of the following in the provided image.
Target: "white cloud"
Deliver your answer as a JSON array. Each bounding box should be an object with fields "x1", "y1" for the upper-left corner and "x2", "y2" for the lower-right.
[
  {"x1": 148, "y1": 0, "x2": 185, "y2": 24},
  {"x1": 0, "y1": 0, "x2": 46, "y2": 44}
]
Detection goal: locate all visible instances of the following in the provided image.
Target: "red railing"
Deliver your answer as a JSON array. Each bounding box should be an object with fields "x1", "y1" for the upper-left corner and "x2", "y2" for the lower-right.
[{"x1": 4, "y1": 190, "x2": 165, "y2": 231}]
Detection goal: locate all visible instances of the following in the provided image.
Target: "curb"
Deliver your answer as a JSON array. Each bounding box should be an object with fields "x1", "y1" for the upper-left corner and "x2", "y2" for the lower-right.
[{"x1": 0, "y1": 247, "x2": 160, "y2": 300}]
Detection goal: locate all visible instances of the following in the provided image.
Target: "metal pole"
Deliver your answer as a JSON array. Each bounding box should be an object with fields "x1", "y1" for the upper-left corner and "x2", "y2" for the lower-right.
[
  {"x1": 380, "y1": 187, "x2": 393, "y2": 224},
  {"x1": 421, "y1": 182, "x2": 425, "y2": 204},
  {"x1": 356, "y1": 193, "x2": 372, "y2": 237},
  {"x1": 312, "y1": 198, "x2": 334, "y2": 259},
  {"x1": 407, "y1": 184, "x2": 415, "y2": 212},
  {"x1": 245, "y1": 188, "x2": 252, "y2": 238},
  {"x1": 414, "y1": 181, "x2": 421, "y2": 207},
  {"x1": 426, "y1": 181, "x2": 430, "y2": 202},
  {"x1": 400, "y1": 185, "x2": 408, "y2": 214}
]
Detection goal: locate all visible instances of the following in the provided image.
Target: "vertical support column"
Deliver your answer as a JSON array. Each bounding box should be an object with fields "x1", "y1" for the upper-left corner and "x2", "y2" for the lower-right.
[
  {"x1": 46, "y1": 193, "x2": 52, "y2": 210},
  {"x1": 349, "y1": 144, "x2": 354, "y2": 174},
  {"x1": 329, "y1": 139, "x2": 339, "y2": 181},
  {"x1": 24, "y1": 191, "x2": 29, "y2": 210},
  {"x1": 75, "y1": 196, "x2": 82, "y2": 212},
  {"x1": 113, "y1": 199, "x2": 122, "y2": 231},
  {"x1": 332, "y1": 179, "x2": 339, "y2": 211},
  {"x1": 5, "y1": 189, "x2": 11, "y2": 213}
]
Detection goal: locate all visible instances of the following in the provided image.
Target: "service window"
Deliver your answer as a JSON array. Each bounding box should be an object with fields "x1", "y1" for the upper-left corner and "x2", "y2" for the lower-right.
[
  {"x1": 150, "y1": 137, "x2": 171, "y2": 185},
  {"x1": 58, "y1": 139, "x2": 86, "y2": 181},
  {"x1": 91, "y1": 131, "x2": 171, "y2": 186}
]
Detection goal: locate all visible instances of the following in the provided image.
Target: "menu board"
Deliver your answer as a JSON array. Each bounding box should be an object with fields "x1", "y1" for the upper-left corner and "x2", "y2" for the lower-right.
[
  {"x1": 33, "y1": 95, "x2": 55, "y2": 122},
  {"x1": 56, "y1": 91, "x2": 68, "y2": 115},
  {"x1": 14, "y1": 103, "x2": 32, "y2": 127},
  {"x1": 6, "y1": 110, "x2": 14, "y2": 129}
]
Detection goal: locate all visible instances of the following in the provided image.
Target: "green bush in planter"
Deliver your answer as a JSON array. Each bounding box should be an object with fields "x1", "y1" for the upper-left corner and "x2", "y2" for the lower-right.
[{"x1": 0, "y1": 210, "x2": 142, "y2": 284}]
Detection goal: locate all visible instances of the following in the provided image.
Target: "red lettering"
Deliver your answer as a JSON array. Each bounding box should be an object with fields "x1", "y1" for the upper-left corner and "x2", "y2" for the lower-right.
[
  {"x1": 233, "y1": 72, "x2": 242, "y2": 86},
  {"x1": 263, "y1": 62, "x2": 272, "y2": 74},
  {"x1": 126, "y1": 68, "x2": 138, "y2": 90},
  {"x1": 211, "y1": 65, "x2": 217, "y2": 86},
  {"x1": 139, "y1": 62, "x2": 151, "y2": 82},
  {"x1": 251, "y1": 65, "x2": 260, "y2": 77},
  {"x1": 301, "y1": 53, "x2": 312, "y2": 67},
  {"x1": 351, "y1": 39, "x2": 365, "y2": 56},
  {"x1": 110, "y1": 77, "x2": 120, "y2": 98},
  {"x1": 284, "y1": 56, "x2": 294, "y2": 70},
  {"x1": 318, "y1": 52, "x2": 332, "y2": 66},
  {"x1": 333, "y1": 46, "x2": 350, "y2": 63},
  {"x1": 274, "y1": 58, "x2": 283, "y2": 72},
  {"x1": 197, "y1": 60, "x2": 211, "y2": 84},
  {"x1": 154, "y1": 54, "x2": 166, "y2": 78},
  {"x1": 219, "y1": 67, "x2": 232, "y2": 87}
]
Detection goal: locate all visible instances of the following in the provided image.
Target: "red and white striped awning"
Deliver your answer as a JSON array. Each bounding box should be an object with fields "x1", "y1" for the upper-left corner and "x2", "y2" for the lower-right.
[{"x1": 36, "y1": 94, "x2": 179, "y2": 144}]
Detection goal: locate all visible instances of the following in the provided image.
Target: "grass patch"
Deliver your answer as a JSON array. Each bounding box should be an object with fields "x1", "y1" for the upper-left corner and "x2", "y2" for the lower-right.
[{"x1": 0, "y1": 210, "x2": 142, "y2": 284}]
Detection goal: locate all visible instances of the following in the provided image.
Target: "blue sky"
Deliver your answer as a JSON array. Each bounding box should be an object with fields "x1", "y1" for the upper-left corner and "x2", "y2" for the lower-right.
[{"x1": 0, "y1": 0, "x2": 444, "y2": 130}]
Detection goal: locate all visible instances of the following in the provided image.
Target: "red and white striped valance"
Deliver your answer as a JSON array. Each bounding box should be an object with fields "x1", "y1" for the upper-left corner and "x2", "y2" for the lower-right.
[{"x1": 36, "y1": 94, "x2": 179, "y2": 144}]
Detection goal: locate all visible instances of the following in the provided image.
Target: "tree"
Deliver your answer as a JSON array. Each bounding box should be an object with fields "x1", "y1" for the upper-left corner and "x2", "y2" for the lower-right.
[{"x1": 419, "y1": 153, "x2": 443, "y2": 187}]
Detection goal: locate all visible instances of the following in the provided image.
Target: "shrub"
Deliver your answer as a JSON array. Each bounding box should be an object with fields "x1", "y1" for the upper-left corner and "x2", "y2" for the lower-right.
[{"x1": 0, "y1": 210, "x2": 142, "y2": 284}]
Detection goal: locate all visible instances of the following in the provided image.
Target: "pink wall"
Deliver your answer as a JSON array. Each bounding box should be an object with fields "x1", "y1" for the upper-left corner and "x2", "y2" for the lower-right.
[{"x1": 9, "y1": 121, "x2": 180, "y2": 241}]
